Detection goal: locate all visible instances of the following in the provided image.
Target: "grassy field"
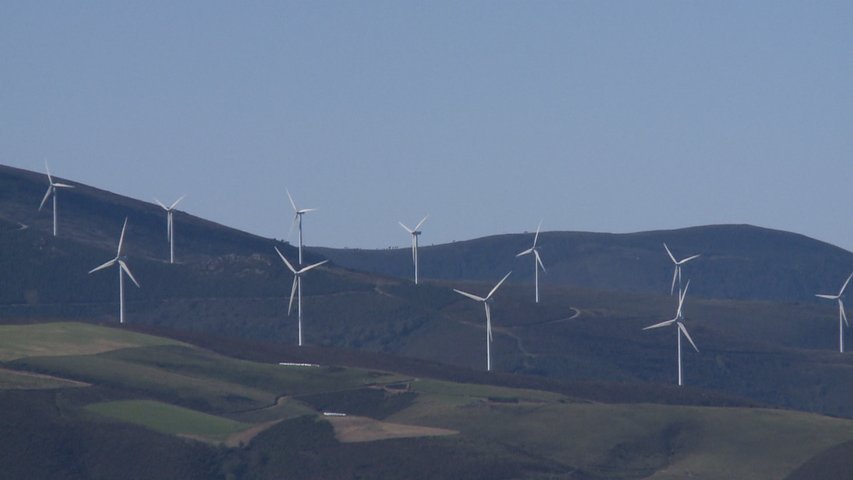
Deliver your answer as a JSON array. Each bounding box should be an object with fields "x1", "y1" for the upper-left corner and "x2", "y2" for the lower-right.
[
  {"x1": 0, "y1": 322, "x2": 183, "y2": 361},
  {"x1": 0, "y1": 367, "x2": 88, "y2": 389},
  {"x1": 86, "y1": 400, "x2": 250, "y2": 443},
  {"x1": 4, "y1": 321, "x2": 853, "y2": 479}
]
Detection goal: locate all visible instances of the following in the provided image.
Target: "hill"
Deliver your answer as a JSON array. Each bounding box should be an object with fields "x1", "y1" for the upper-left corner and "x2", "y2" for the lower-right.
[
  {"x1": 4, "y1": 163, "x2": 853, "y2": 423},
  {"x1": 311, "y1": 224, "x2": 853, "y2": 302},
  {"x1": 2, "y1": 322, "x2": 853, "y2": 480}
]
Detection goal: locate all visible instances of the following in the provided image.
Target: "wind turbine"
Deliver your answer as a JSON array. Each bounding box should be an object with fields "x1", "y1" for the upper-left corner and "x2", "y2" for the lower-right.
[
  {"x1": 399, "y1": 215, "x2": 428, "y2": 284},
  {"x1": 88, "y1": 218, "x2": 140, "y2": 324},
  {"x1": 38, "y1": 162, "x2": 74, "y2": 237},
  {"x1": 643, "y1": 281, "x2": 698, "y2": 386},
  {"x1": 154, "y1": 195, "x2": 185, "y2": 264},
  {"x1": 516, "y1": 221, "x2": 546, "y2": 303},
  {"x1": 274, "y1": 247, "x2": 328, "y2": 346},
  {"x1": 816, "y1": 272, "x2": 853, "y2": 353},
  {"x1": 453, "y1": 272, "x2": 512, "y2": 371},
  {"x1": 286, "y1": 189, "x2": 317, "y2": 265},
  {"x1": 663, "y1": 243, "x2": 700, "y2": 297}
]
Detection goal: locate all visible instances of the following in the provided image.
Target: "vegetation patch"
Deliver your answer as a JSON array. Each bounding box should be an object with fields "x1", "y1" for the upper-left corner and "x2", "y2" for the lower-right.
[
  {"x1": 0, "y1": 322, "x2": 183, "y2": 361},
  {"x1": 86, "y1": 399, "x2": 250, "y2": 443},
  {"x1": 0, "y1": 367, "x2": 89, "y2": 390}
]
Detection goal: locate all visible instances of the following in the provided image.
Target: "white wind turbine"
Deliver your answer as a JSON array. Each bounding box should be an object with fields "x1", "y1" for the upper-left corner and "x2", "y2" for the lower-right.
[
  {"x1": 154, "y1": 195, "x2": 185, "y2": 264},
  {"x1": 663, "y1": 243, "x2": 700, "y2": 297},
  {"x1": 516, "y1": 221, "x2": 546, "y2": 303},
  {"x1": 286, "y1": 189, "x2": 317, "y2": 264},
  {"x1": 39, "y1": 162, "x2": 74, "y2": 237},
  {"x1": 643, "y1": 281, "x2": 698, "y2": 386},
  {"x1": 399, "y1": 215, "x2": 428, "y2": 284},
  {"x1": 816, "y1": 272, "x2": 853, "y2": 353},
  {"x1": 275, "y1": 247, "x2": 328, "y2": 346},
  {"x1": 88, "y1": 218, "x2": 140, "y2": 324},
  {"x1": 453, "y1": 272, "x2": 512, "y2": 371}
]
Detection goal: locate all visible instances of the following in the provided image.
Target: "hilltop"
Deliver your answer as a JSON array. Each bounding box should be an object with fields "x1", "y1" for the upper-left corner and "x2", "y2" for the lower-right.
[{"x1": 311, "y1": 224, "x2": 853, "y2": 302}]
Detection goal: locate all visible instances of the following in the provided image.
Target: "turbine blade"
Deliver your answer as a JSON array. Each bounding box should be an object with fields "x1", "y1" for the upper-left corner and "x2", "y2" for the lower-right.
[
  {"x1": 816, "y1": 294, "x2": 839, "y2": 300},
  {"x1": 670, "y1": 266, "x2": 678, "y2": 295},
  {"x1": 44, "y1": 161, "x2": 53, "y2": 184},
  {"x1": 119, "y1": 260, "x2": 140, "y2": 288},
  {"x1": 52, "y1": 183, "x2": 74, "y2": 189},
  {"x1": 841, "y1": 300, "x2": 848, "y2": 327},
  {"x1": 677, "y1": 254, "x2": 701, "y2": 265},
  {"x1": 287, "y1": 214, "x2": 298, "y2": 238},
  {"x1": 454, "y1": 289, "x2": 485, "y2": 302},
  {"x1": 677, "y1": 280, "x2": 690, "y2": 316},
  {"x1": 839, "y1": 272, "x2": 853, "y2": 296},
  {"x1": 298, "y1": 259, "x2": 328, "y2": 274},
  {"x1": 643, "y1": 318, "x2": 676, "y2": 330},
  {"x1": 534, "y1": 250, "x2": 546, "y2": 272},
  {"x1": 117, "y1": 218, "x2": 128, "y2": 255},
  {"x1": 486, "y1": 271, "x2": 512, "y2": 300},
  {"x1": 663, "y1": 242, "x2": 677, "y2": 264},
  {"x1": 533, "y1": 220, "x2": 542, "y2": 247},
  {"x1": 299, "y1": 208, "x2": 317, "y2": 214},
  {"x1": 485, "y1": 302, "x2": 493, "y2": 342},
  {"x1": 399, "y1": 221, "x2": 414, "y2": 234},
  {"x1": 516, "y1": 247, "x2": 534, "y2": 257},
  {"x1": 39, "y1": 186, "x2": 53, "y2": 211},
  {"x1": 274, "y1": 246, "x2": 297, "y2": 273},
  {"x1": 154, "y1": 198, "x2": 168, "y2": 210},
  {"x1": 679, "y1": 323, "x2": 699, "y2": 352},
  {"x1": 88, "y1": 258, "x2": 116, "y2": 274},
  {"x1": 288, "y1": 277, "x2": 297, "y2": 315},
  {"x1": 286, "y1": 189, "x2": 298, "y2": 212},
  {"x1": 414, "y1": 215, "x2": 429, "y2": 232},
  {"x1": 169, "y1": 195, "x2": 186, "y2": 210}
]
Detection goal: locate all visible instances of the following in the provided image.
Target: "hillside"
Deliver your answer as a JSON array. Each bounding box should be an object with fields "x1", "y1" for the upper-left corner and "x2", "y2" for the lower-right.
[
  {"x1": 4, "y1": 164, "x2": 853, "y2": 423},
  {"x1": 2, "y1": 322, "x2": 853, "y2": 480},
  {"x1": 311, "y1": 225, "x2": 853, "y2": 302}
]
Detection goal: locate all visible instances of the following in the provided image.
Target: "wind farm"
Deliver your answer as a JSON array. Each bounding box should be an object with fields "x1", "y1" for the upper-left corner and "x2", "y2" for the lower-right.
[
  {"x1": 1, "y1": 2, "x2": 850, "y2": 478},
  {"x1": 1, "y1": 164, "x2": 853, "y2": 479}
]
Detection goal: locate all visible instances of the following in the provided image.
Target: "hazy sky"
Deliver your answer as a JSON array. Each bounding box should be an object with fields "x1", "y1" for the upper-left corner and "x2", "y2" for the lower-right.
[{"x1": 2, "y1": 2, "x2": 851, "y2": 251}]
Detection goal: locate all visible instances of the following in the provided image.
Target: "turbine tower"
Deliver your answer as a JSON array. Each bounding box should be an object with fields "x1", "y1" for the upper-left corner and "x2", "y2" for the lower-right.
[
  {"x1": 88, "y1": 218, "x2": 140, "y2": 324},
  {"x1": 399, "y1": 215, "x2": 428, "y2": 284},
  {"x1": 816, "y1": 272, "x2": 853, "y2": 353},
  {"x1": 663, "y1": 243, "x2": 700, "y2": 297},
  {"x1": 643, "y1": 281, "x2": 699, "y2": 386},
  {"x1": 275, "y1": 247, "x2": 328, "y2": 346},
  {"x1": 453, "y1": 272, "x2": 512, "y2": 371},
  {"x1": 38, "y1": 163, "x2": 74, "y2": 237},
  {"x1": 155, "y1": 195, "x2": 185, "y2": 264},
  {"x1": 286, "y1": 189, "x2": 317, "y2": 264},
  {"x1": 516, "y1": 221, "x2": 546, "y2": 303}
]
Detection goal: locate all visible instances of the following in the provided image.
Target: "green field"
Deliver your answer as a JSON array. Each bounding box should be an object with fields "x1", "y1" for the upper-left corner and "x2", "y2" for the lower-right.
[
  {"x1": 0, "y1": 322, "x2": 183, "y2": 361},
  {"x1": 3, "y1": 321, "x2": 853, "y2": 479},
  {"x1": 87, "y1": 400, "x2": 250, "y2": 442}
]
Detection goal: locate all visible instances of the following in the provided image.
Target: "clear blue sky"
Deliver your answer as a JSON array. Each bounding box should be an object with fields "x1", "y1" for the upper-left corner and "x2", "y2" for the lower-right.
[{"x1": 2, "y1": 2, "x2": 851, "y2": 251}]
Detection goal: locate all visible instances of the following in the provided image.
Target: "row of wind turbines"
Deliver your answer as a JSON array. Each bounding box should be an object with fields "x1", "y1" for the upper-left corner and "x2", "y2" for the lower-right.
[{"x1": 36, "y1": 164, "x2": 852, "y2": 386}]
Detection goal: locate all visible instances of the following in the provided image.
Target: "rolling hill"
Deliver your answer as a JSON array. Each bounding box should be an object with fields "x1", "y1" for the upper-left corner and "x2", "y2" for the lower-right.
[
  {"x1": 311, "y1": 224, "x2": 853, "y2": 303},
  {"x1": 2, "y1": 321, "x2": 852, "y2": 480},
  {"x1": 3, "y1": 163, "x2": 853, "y2": 424}
]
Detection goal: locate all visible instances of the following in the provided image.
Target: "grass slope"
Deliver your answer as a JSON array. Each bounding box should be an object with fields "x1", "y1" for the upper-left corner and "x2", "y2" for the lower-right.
[{"x1": 2, "y1": 322, "x2": 853, "y2": 479}]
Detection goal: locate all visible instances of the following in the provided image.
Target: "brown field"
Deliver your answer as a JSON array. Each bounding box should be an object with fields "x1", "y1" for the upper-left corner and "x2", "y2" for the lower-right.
[{"x1": 325, "y1": 415, "x2": 458, "y2": 443}]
